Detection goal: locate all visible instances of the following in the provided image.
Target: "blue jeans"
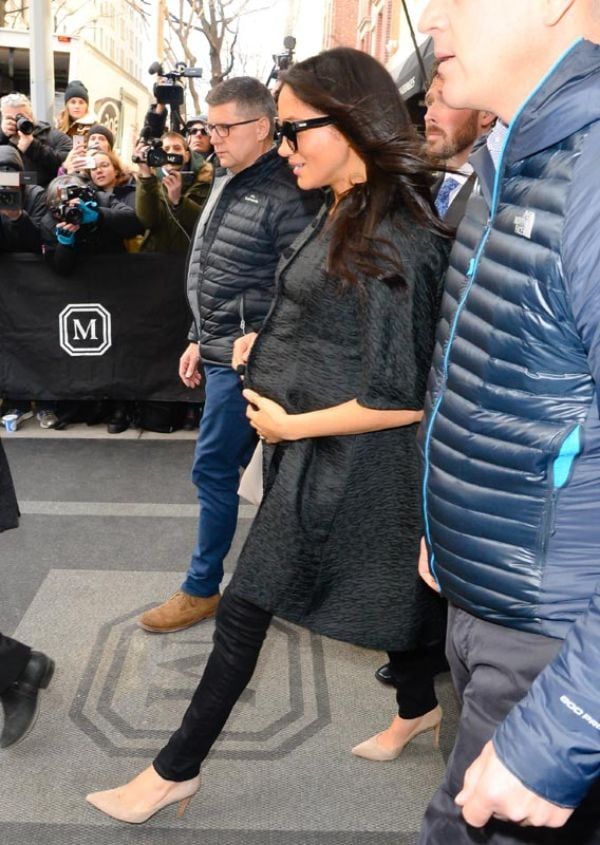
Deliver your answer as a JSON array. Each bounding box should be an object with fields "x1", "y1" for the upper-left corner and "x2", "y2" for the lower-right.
[{"x1": 182, "y1": 364, "x2": 256, "y2": 598}]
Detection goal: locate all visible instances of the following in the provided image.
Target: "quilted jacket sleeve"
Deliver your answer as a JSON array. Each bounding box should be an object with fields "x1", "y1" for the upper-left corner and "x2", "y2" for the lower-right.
[{"x1": 492, "y1": 120, "x2": 600, "y2": 808}]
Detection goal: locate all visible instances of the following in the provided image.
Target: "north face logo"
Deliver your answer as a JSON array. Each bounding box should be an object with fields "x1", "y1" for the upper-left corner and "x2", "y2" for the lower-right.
[
  {"x1": 59, "y1": 303, "x2": 112, "y2": 357},
  {"x1": 514, "y1": 209, "x2": 535, "y2": 239},
  {"x1": 243, "y1": 192, "x2": 260, "y2": 204}
]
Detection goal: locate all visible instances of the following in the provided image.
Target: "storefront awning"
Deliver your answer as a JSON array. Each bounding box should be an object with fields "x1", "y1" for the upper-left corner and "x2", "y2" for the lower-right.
[{"x1": 395, "y1": 36, "x2": 436, "y2": 100}]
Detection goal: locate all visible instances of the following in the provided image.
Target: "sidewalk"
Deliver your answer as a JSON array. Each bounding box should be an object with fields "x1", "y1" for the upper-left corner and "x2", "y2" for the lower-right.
[{"x1": 1, "y1": 434, "x2": 456, "y2": 844}]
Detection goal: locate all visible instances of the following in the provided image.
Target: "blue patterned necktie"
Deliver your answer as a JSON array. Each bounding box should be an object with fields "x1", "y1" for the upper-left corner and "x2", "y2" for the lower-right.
[{"x1": 435, "y1": 176, "x2": 461, "y2": 218}]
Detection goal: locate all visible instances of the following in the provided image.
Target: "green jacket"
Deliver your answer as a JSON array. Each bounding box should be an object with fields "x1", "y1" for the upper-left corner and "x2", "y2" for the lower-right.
[{"x1": 136, "y1": 158, "x2": 213, "y2": 254}]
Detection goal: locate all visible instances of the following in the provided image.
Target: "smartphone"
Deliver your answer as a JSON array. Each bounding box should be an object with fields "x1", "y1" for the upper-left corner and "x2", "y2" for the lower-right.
[{"x1": 72, "y1": 135, "x2": 86, "y2": 151}]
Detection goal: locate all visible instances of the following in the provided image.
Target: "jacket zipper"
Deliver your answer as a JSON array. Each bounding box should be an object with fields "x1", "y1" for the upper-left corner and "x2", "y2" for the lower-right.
[
  {"x1": 420, "y1": 38, "x2": 585, "y2": 586},
  {"x1": 239, "y1": 293, "x2": 246, "y2": 334}
]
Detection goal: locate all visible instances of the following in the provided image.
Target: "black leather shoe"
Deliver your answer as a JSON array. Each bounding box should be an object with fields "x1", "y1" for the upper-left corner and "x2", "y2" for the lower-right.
[
  {"x1": 107, "y1": 409, "x2": 129, "y2": 434},
  {"x1": 0, "y1": 651, "x2": 55, "y2": 748},
  {"x1": 375, "y1": 663, "x2": 395, "y2": 686}
]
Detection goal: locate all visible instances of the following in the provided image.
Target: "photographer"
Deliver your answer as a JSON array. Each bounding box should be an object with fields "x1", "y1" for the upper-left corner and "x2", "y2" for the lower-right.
[
  {"x1": 0, "y1": 93, "x2": 71, "y2": 188},
  {"x1": 41, "y1": 173, "x2": 143, "y2": 275},
  {"x1": 0, "y1": 146, "x2": 46, "y2": 253},
  {"x1": 185, "y1": 115, "x2": 214, "y2": 161},
  {"x1": 135, "y1": 131, "x2": 212, "y2": 254},
  {"x1": 0, "y1": 145, "x2": 57, "y2": 430}
]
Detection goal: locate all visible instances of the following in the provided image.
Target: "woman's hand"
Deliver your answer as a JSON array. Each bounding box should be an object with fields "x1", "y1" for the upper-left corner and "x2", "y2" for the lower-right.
[
  {"x1": 232, "y1": 332, "x2": 258, "y2": 371},
  {"x1": 418, "y1": 536, "x2": 440, "y2": 593},
  {"x1": 243, "y1": 388, "x2": 296, "y2": 444},
  {"x1": 56, "y1": 221, "x2": 80, "y2": 234},
  {"x1": 63, "y1": 148, "x2": 89, "y2": 174}
]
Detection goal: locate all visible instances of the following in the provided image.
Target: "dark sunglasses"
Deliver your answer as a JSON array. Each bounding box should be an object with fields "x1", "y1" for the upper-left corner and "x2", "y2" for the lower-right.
[
  {"x1": 188, "y1": 127, "x2": 209, "y2": 137},
  {"x1": 275, "y1": 117, "x2": 335, "y2": 152}
]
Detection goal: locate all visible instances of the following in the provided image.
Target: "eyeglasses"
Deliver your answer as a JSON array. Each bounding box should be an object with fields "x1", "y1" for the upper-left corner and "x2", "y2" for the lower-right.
[
  {"x1": 188, "y1": 127, "x2": 208, "y2": 137},
  {"x1": 206, "y1": 118, "x2": 261, "y2": 138},
  {"x1": 275, "y1": 117, "x2": 335, "y2": 152}
]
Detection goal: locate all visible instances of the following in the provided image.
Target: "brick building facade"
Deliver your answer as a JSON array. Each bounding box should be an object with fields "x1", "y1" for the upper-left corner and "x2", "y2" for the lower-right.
[{"x1": 323, "y1": 0, "x2": 359, "y2": 49}]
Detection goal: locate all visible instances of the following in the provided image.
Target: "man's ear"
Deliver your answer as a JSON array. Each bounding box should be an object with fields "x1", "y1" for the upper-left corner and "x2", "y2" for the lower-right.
[
  {"x1": 256, "y1": 116, "x2": 271, "y2": 142},
  {"x1": 542, "y1": 0, "x2": 577, "y2": 26},
  {"x1": 478, "y1": 111, "x2": 496, "y2": 132}
]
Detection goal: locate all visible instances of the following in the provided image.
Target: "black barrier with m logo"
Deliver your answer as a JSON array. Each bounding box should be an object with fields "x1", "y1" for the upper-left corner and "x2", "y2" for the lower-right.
[{"x1": 0, "y1": 253, "x2": 201, "y2": 402}]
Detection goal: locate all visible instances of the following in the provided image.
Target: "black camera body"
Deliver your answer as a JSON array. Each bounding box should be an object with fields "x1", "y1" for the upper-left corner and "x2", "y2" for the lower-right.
[
  {"x1": 266, "y1": 36, "x2": 297, "y2": 87},
  {"x1": 52, "y1": 183, "x2": 97, "y2": 224},
  {"x1": 149, "y1": 61, "x2": 203, "y2": 108},
  {"x1": 0, "y1": 171, "x2": 23, "y2": 211},
  {"x1": 0, "y1": 186, "x2": 21, "y2": 211},
  {"x1": 132, "y1": 138, "x2": 184, "y2": 168},
  {"x1": 15, "y1": 113, "x2": 34, "y2": 135}
]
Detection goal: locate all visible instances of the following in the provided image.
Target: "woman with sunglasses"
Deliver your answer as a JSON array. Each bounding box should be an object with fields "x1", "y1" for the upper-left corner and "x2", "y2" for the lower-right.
[{"x1": 86, "y1": 47, "x2": 449, "y2": 824}]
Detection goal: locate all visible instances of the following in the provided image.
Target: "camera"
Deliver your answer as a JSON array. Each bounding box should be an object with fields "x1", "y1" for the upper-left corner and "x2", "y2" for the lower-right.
[
  {"x1": 132, "y1": 138, "x2": 184, "y2": 168},
  {"x1": 15, "y1": 113, "x2": 34, "y2": 135},
  {"x1": 51, "y1": 183, "x2": 97, "y2": 224},
  {"x1": 149, "y1": 60, "x2": 203, "y2": 108},
  {"x1": 266, "y1": 36, "x2": 296, "y2": 87},
  {"x1": 132, "y1": 59, "x2": 202, "y2": 164},
  {"x1": 0, "y1": 171, "x2": 22, "y2": 211}
]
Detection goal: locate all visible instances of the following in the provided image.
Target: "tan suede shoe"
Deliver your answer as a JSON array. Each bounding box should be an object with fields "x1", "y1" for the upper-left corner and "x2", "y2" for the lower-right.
[{"x1": 138, "y1": 591, "x2": 220, "y2": 633}]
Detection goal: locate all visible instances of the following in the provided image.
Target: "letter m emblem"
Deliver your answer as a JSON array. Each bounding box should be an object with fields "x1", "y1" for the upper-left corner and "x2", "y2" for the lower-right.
[{"x1": 59, "y1": 304, "x2": 112, "y2": 357}]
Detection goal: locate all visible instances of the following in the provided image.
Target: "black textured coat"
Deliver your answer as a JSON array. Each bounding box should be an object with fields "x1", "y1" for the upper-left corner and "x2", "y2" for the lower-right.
[
  {"x1": 230, "y1": 206, "x2": 449, "y2": 650},
  {"x1": 186, "y1": 147, "x2": 322, "y2": 366},
  {"x1": 0, "y1": 441, "x2": 19, "y2": 532}
]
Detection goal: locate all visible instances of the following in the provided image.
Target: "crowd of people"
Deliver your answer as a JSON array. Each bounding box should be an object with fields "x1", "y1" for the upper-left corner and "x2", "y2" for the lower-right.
[
  {"x1": 2, "y1": 1, "x2": 600, "y2": 843},
  {"x1": 0, "y1": 84, "x2": 214, "y2": 433}
]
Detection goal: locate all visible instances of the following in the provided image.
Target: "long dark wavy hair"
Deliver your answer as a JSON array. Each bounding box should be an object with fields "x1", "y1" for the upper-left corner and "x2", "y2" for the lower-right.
[{"x1": 280, "y1": 48, "x2": 447, "y2": 287}]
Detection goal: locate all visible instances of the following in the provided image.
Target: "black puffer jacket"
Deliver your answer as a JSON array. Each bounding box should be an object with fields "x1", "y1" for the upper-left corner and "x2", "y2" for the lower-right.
[
  {"x1": 0, "y1": 121, "x2": 72, "y2": 188},
  {"x1": 186, "y1": 147, "x2": 322, "y2": 366}
]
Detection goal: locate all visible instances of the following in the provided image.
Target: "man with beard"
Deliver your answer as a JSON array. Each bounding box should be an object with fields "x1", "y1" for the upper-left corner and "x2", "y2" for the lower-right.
[{"x1": 424, "y1": 68, "x2": 495, "y2": 225}]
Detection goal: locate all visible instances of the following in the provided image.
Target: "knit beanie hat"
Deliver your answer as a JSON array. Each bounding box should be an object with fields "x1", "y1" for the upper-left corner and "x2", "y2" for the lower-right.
[
  {"x1": 87, "y1": 123, "x2": 114, "y2": 150},
  {"x1": 64, "y1": 80, "x2": 89, "y2": 104},
  {"x1": 0, "y1": 145, "x2": 24, "y2": 171}
]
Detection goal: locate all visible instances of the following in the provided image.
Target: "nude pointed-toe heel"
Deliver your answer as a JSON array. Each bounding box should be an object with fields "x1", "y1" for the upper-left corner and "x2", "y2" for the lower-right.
[
  {"x1": 351, "y1": 705, "x2": 443, "y2": 762},
  {"x1": 86, "y1": 774, "x2": 201, "y2": 824},
  {"x1": 433, "y1": 718, "x2": 442, "y2": 750},
  {"x1": 177, "y1": 794, "x2": 194, "y2": 818}
]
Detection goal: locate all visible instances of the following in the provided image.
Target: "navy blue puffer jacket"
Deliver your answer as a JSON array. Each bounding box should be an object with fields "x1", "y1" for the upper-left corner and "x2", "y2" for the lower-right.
[
  {"x1": 420, "y1": 40, "x2": 600, "y2": 807},
  {"x1": 186, "y1": 147, "x2": 322, "y2": 366}
]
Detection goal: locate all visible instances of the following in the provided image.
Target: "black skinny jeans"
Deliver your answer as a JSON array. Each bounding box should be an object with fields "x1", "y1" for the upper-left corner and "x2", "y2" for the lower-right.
[
  {"x1": 153, "y1": 588, "x2": 440, "y2": 782},
  {"x1": 387, "y1": 643, "x2": 447, "y2": 719}
]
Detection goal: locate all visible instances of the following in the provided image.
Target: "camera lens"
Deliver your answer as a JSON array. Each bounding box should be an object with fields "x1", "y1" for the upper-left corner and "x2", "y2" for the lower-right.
[
  {"x1": 15, "y1": 114, "x2": 34, "y2": 135},
  {"x1": 64, "y1": 206, "x2": 82, "y2": 224}
]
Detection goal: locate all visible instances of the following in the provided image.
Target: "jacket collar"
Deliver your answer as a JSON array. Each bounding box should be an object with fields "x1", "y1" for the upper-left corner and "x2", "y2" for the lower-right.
[
  {"x1": 507, "y1": 39, "x2": 600, "y2": 165},
  {"x1": 470, "y1": 39, "x2": 600, "y2": 204},
  {"x1": 213, "y1": 145, "x2": 280, "y2": 181}
]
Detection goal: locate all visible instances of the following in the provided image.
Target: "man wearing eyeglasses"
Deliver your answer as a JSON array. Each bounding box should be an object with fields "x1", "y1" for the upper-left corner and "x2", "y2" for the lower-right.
[{"x1": 138, "y1": 76, "x2": 321, "y2": 634}]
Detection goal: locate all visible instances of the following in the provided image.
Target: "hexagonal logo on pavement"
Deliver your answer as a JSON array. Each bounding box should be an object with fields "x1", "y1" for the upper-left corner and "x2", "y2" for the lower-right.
[{"x1": 69, "y1": 606, "x2": 331, "y2": 759}]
